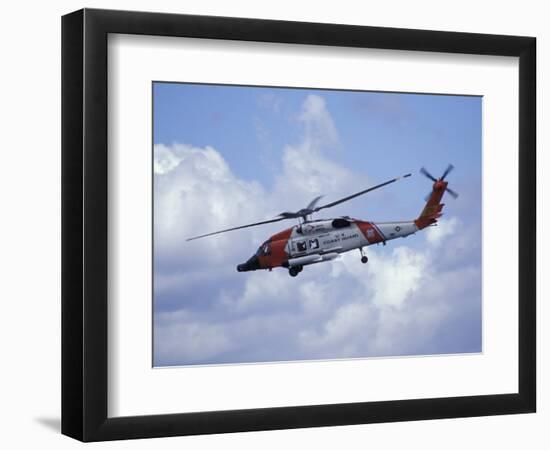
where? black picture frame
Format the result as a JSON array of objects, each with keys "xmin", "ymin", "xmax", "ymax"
[{"xmin": 62, "ymin": 8, "xmax": 536, "ymax": 442}]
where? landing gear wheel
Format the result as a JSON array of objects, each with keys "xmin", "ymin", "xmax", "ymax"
[
  {"xmin": 361, "ymin": 255, "xmax": 369, "ymax": 264},
  {"xmin": 289, "ymin": 266, "xmax": 300, "ymax": 277},
  {"xmin": 297, "ymin": 265, "xmax": 303, "ymax": 273}
]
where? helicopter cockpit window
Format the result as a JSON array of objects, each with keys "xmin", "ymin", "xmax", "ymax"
[{"xmin": 256, "ymin": 241, "xmax": 271, "ymax": 256}]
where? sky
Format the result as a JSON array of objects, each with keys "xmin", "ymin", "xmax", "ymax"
[{"xmin": 152, "ymin": 82, "xmax": 482, "ymax": 367}]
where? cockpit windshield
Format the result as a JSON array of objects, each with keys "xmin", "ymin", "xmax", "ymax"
[{"xmin": 256, "ymin": 241, "xmax": 271, "ymax": 256}]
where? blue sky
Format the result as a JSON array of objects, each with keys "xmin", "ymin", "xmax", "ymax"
[{"xmin": 153, "ymin": 82, "xmax": 482, "ymax": 366}]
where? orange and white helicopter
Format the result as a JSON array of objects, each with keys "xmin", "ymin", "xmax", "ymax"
[{"xmin": 187, "ymin": 165, "xmax": 458, "ymax": 277}]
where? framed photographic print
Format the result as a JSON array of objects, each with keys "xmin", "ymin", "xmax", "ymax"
[{"xmin": 61, "ymin": 8, "xmax": 536, "ymax": 442}]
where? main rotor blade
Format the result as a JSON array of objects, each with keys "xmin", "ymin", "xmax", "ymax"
[
  {"xmin": 306, "ymin": 195, "xmax": 324, "ymax": 211},
  {"xmin": 186, "ymin": 216, "xmax": 287, "ymax": 241},
  {"xmin": 313, "ymin": 173, "xmax": 412, "ymax": 213},
  {"xmin": 277, "ymin": 211, "xmax": 302, "ymax": 219},
  {"xmin": 420, "ymin": 167, "xmax": 437, "ymax": 182},
  {"xmin": 441, "ymin": 164, "xmax": 454, "ymax": 181},
  {"xmin": 445, "ymin": 187, "xmax": 459, "ymax": 199}
]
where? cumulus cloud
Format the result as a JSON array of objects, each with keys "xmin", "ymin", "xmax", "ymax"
[
  {"xmin": 153, "ymin": 94, "xmax": 481, "ymax": 366},
  {"xmin": 295, "ymin": 236, "xmax": 475, "ymax": 360},
  {"xmin": 269, "ymin": 95, "xmax": 365, "ymax": 213},
  {"xmin": 425, "ymin": 217, "xmax": 459, "ymax": 248},
  {"xmin": 298, "ymin": 94, "xmax": 339, "ymax": 148},
  {"xmin": 154, "ymin": 143, "xmax": 267, "ymax": 267},
  {"xmin": 155, "ymin": 310, "xmax": 235, "ymax": 364}
]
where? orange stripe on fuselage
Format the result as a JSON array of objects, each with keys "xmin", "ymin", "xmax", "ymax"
[
  {"xmin": 270, "ymin": 227, "xmax": 293, "ymax": 242},
  {"xmin": 355, "ymin": 220, "xmax": 384, "ymax": 244}
]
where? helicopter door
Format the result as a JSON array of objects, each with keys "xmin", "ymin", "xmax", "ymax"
[
  {"xmin": 294, "ymin": 240, "xmax": 307, "ymax": 253},
  {"xmin": 308, "ymin": 238, "xmax": 320, "ymax": 251},
  {"xmin": 292, "ymin": 238, "xmax": 320, "ymax": 255}
]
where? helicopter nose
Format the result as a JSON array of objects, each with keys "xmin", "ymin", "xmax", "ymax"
[{"xmin": 237, "ymin": 254, "xmax": 261, "ymax": 272}]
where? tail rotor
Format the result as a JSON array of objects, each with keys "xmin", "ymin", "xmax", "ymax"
[
  {"xmin": 440, "ymin": 163, "xmax": 454, "ymax": 181},
  {"xmin": 420, "ymin": 164, "xmax": 459, "ymax": 200},
  {"xmin": 420, "ymin": 166, "xmax": 438, "ymax": 183},
  {"xmin": 416, "ymin": 164, "xmax": 458, "ymax": 230}
]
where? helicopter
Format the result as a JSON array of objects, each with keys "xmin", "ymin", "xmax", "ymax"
[{"xmin": 187, "ymin": 165, "xmax": 458, "ymax": 277}]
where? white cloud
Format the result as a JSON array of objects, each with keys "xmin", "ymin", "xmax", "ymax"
[
  {"xmin": 154, "ymin": 143, "xmax": 268, "ymax": 267},
  {"xmin": 155, "ymin": 310, "xmax": 235, "ymax": 364},
  {"xmin": 298, "ymin": 300, "xmax": 373, "ymax": 358},
  {"xmin": 369, "ymin": 247, "xmax": 428, "ymax": 308},
  {"xmin": 225, "ymin": 270, "xmax": 296, "ymax": 313},
  {"xmin": 425, "ymin": 217, "xmax": 459, "ymax": 248},
  {"xmin": 271, "ymin": 94, "xmax": 365, "ymax": 211},
  {"xmin": 294, "ymin": 240, "xmax": 443, "ymax": 358},
  {"xmin": 298, "ymin": 94, "xmax": 339, "ymax": 149}
]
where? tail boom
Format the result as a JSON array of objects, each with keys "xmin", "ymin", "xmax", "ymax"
[{"xmin": 415, "ymin": 180, "xmax": 447, "ymax": 230}]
